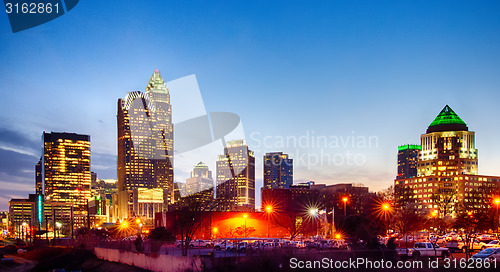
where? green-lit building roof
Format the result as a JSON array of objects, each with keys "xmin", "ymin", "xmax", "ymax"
[
  {"xmin": 398, "ymin": 144, "xmax": 421, "ymax": 151},
  {"xmin": 427, "ymin": 105, "xmax": 468, "ymax": 133}
]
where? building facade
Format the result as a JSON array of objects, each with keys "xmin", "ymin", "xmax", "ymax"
[
  {"xmin": 181, "ymin": 162, "xmax": 214, "ymax": 204},
  {"xmin": 216, "ymin": 140, "xmax": 255, "ymax": 211},
  {"xmin": 116, "ymin": 70, "xmax": 174, "ymax": 219},
  {"xmin": 40, "ymin": 132, "xmax": 91, "ymax": 225},
  {"xmin": 263, "ymin": 152, "xmax": 293, "ymax": 189},
  {"xmin": 9, "ymin": 194, "xmax": 73, "ymax": 239},
  {"xmin": 394, "ymin": 105, "xmax": 500, "ymax": 216},
  {"xmin": 261, "ymin": 182, "xmax": 318, "ymax": 211},
  {"xmin": 396, "ymin": 144, "xmax": 420, "ymax": 180}
]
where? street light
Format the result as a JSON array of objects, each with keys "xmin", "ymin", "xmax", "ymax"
[
  {"xmin": 308, "ymin": 208, "xmax": 318, "ymax": 217},
  {"xmin": 213, "ymin": 227, "xmax": 218, "ymax": 239},
  {"xmin": 493, "ymin": 198, "xmax": 500, "ymax": 233},
  {"xmin": 308, "ymin": 208, "xmax": 319, "ymax": 237},
  {"xmin": 22, "ymin": 222, "xmax": 27, "ymax": 241},
  {"xmin": 380, "ymin": 202, "xmax": 393, "ymax": 235},
  {"xmin": 265, "ymin": 205, "xmax": 273, "ymax": 238},
  {"xmin": 342, "ymin": 197, "xmax": 348, "ymax": 217},
  {"xmin": 55, "ymin": 222, "xmax": 62, "ymax": 238}
]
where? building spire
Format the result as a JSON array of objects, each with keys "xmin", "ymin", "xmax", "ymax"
[
  {"xmin": 427, "ymin": 105, "xmax": 468, "ymax": 133},
  {"xmin": 146, "ymin": 69, "xmax": 166, "ymax": 92}
]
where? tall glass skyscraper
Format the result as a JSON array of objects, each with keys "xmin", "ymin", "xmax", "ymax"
[
  {"xmin": 216, "ymin": 140, "xmax": 255, "ymax": 211},
  {"xmin": 117, "ymin": 70, "xmax": 174, "ymax": 204}
]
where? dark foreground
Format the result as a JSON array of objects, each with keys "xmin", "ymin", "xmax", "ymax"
[
  {"xmin": 0, "ymin": 247, "xmax": 149, "ymax": 272},
  {"xmin": 2, "ymin": 247, "xmax": 499, "ymax": 272}
]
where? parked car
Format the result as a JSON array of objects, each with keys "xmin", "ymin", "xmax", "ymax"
[
  {"xmin": 472, "ymin": 248, "xmax": 500, "ymax": 261},
  {"xmin": 396, "ymin": 242, "xmax": 450, "ymax": 259},
  {"xmin": 483, "ymin": 240, "xmax": 500, "ymax": 248},
  {"xmin": 291, "ymin": 241, "xmax": 306, "ymax": 249},
  {"xmin": 214, "ymin": 241, "xmax": 230, "ymax": 250},
  {"xmin": 236, "ymin": 242, "xmax": 247, "ymax": 253},
  {"xmin": 478, "ymin": 234, "xmax": 496, "ymax": 242},
  {"xmin": 122, "ymin": 236, "xmax": 137, "ymax": 242},
  {"xmin": 458, "ymin": 239, "xmax": 488, "ymax": 252},
  {"xmin": 430, "ymin": 236, "xmax": 446, "ymax": 245},
  {"xmin": 189, "ymin": 239, "xmax": 212, "ymax": 248}
]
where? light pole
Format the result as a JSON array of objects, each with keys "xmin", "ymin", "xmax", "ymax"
[
  {"xmin": 494, "ymin": 198, "xmax": 500, "ymax": 233},
  {"xmin": 431, "ymin": 210, "xmax": 438, "ymax": 234},
  {"xmin": 309, "ymin": 208, "xmax": 319, "ymax": 237},
  {"xmin": 135, "ymin": 218, "xmax": 142, "ymax": 235},
  {"xmin": 383, "ymin": 203, "xmax": 390, "ymax": 235},
  {"xmin": 342, "ymin": 197, "xmax": 348, "ymax": 217},
  {"xmin": 266, "ymin": 205, "xmax": 273, "ymax": 238},
  {"xmin": 55, "ymin": 222, "xmax": 62, "ymax": 239},
  {"xmin": 243, "ymin": 214, "xmax": 247, "ymax": 237},
  {"xmin": 22, "ymin": 222, "xmax": 26, "ymax": 242}
]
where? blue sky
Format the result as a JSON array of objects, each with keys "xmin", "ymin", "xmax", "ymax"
[{"xmin": 1, "ymin": 0, "xmax": 500, "ymax": 210}]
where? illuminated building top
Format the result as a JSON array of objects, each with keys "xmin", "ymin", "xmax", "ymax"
[
  {"xmin": 397, "ymin": 144, "xmax": 421, "ymax": 151},
  {"xmin": 427, "ymin": 105, "xmax": 468, "ymax": 133}
]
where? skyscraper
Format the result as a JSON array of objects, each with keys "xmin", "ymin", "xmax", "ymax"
[
  {"xmin": 117, "ymin": 70, "xmax": 174, "ymax": 202},
  {"xmin": 263, "ymin": 152, "xmax": 293, "ymax": 189},
  {"xmin": 41, "ymin": 132, "xmax": 91, "ymax": 224},
  {"xmin": 394, "ymin": 105, "xmax": 500, "ymax": 216},
  {"xmin": 216, "ymin": 140, "xmax": 255, "ymax": 211},
  {"xmin": 181, "ymin": 162, "xmax": 214, "ymax": 204},
  {"xmin": 418, "ymin": 105, "xmax": 478, "ymax": 177},
  {"xmin": 35, "ymin": 157, "xmax": 43, "ymax": 195},
  {"xmin": 146, "ymin": 70, "xmax": 174, "ymax": 194},
  {"xmin": 396, "ymin": 145, "xmax": 420, "ymax": 179}
]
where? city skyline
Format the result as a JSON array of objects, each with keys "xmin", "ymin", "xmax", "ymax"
[{"xmin": 2, "ymin": 1, "xmax": 500, "ymax": 211}]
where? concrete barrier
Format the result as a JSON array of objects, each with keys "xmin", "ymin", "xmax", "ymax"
[{"xmin": 94, "ymin": 247, "xmax": 203, "ymax": 272}]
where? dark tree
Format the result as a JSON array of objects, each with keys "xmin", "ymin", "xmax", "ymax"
[{"xmin": 170, "ymin": 194, "xmax": 217, "ymax": 256}]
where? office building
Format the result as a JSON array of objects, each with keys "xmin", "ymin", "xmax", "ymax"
[
  {"xmin": 35, "ymin": 158, "xmax": 43, "ymax": 195},
  {"xmin": 263, "ymin": 152, "xmax": 293, "ymax": 189},
  {"xmin": 394, "ymin": 105, "xmax": 500, "ymax": 216},
  {"xmin": 181, "ymin": 162, "xmax": 214, "ymax": 203},
  {"xmin": 40, "ymin": 132, "xmax": 91, "ymax": 225},
  {"xmin": 396, "ymin": 144, "xmax": 421, "ymax": 179},
  {"xmin": 261, "ymin": 182, "xmax": 318, "ymax": 211},
  {"xmin": 9, "ymin": 194, "xmax": 72, "ymax": 239},
  {"xmin": 216, "ymin": 140, "xmax": 255, "ymax": 211},
  {"xmin": 117, "ymin": 70, "xmax": 174, "ymax": 211}
]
